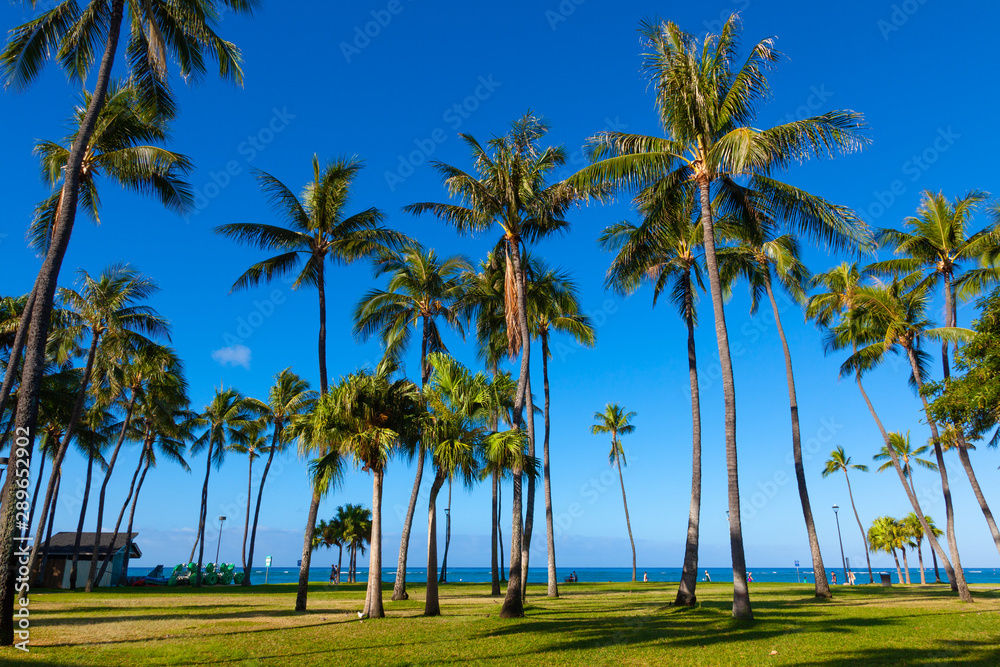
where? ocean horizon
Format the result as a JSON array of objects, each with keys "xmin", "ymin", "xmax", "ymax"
[{"xmin": 128, "ymin": 565, "xmax": 1000, "ymax": 586}]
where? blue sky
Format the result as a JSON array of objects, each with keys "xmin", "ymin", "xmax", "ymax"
[{"xmin": 3, "ymin": 0, "xmax": 999, "ymax": 573}]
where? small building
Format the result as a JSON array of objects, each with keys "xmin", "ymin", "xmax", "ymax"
[{"xmin": 40, "ymin": 532, "xmax": 141, "ymax": 588}]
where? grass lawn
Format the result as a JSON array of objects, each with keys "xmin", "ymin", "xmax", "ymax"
[{"xmin": 8, "ymin": 580, "xmax": 1000, "ymax": 665}]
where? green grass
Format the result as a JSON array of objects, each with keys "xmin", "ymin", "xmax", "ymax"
[{"xmin": 9, "ymin": 581, "xmax": 1000, "ymax": 665}]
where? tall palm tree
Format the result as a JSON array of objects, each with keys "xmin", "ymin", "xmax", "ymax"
[
  {"xmin": 848, "ymin": 275, "xmax": 974, "ymax": 600},
  {"xmin": 188, "ymin": 387, "xmax": 258, "ymax": 587},
  {"xmin": 600, "ymin": 196, "xmax": 705, "ymax": 605},
  {"xmin": 244, "ymin": 369, "xmax": 316, "ymax": 587},
  {"xmin": 422, "ymin": 353, "xmax": 487, "ymax": 615},
  {"xmin": 0, "ymin": 1, "xmax": 252, "ymax": 635},
  {"xmin": 25, "ymin": 266, "xmax": 168, "ymax": 580},
  {"xmin": 590, "ymin": 403, "xmax": 638, "ymax": 582},
  {"xmin": 229, "ymin": 420, "xmax": 267, "ymax": 577},
  {"xmin": 569, "ymin": 15, "xmax": 869, "ymax": 619},
  {"xmin": 353, "ymin": 245, "xmax": 469, "ymax": 601},
  {"xmin": 313, "ymin": 365, "xmax": 423, "ymax": 618},
  {"xmin": 526, "ymin": 261, "xmax": 594, "ymax": 598},
  {"xmin": 214, "ymin": 156, "xmax": 405, "ymax": 606},
  {"xmin": 870, "ymin": 191, "xmax": 1000, "ymax": 555},
  {"xmin": 720, "ymin": 230, "xmax": 832, "ymax": 598},
  {"xmin": 68, "ymin": 406, "xmax": 112, "ymax": 591},
  {"xmin": 478, "ymin": 368, "xmax": 518, "ymax": 595},
  {"xmin": 405, "ymin": 113, "xmax": 590, "ymax": 618},
  {"xmin": 810, "ymin": 264, "xmax": 961, "ymax": 592},
  {"xmin": 822, "ymin": 446, "xmax": 873, "ymax": 583}
]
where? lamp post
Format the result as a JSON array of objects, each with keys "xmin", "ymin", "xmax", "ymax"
[
  {"xmin": 215, "ymin": 516, "xmax": 227, "ymax": 563},
  {"xmin": 832, "ymin": 504, "xmax": 846, "ymax": 583}
]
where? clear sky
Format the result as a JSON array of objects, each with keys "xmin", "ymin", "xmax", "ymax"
[{"xmin": 3, "ymin": 0, "xmax": 999, "ymax": 573}]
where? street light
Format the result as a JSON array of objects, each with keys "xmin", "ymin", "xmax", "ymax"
[
  {"xmin": 215, "ymin": 516, "xmax": 227, "ymax": 563},
  {"xmin": 832, "ymin": 504, "xmax": 847, "ymax": 583}
]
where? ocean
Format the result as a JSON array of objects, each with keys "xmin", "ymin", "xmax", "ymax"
[{"xmin": 127, "ymin": 565, "xmax": 1000, "ymax": 586}]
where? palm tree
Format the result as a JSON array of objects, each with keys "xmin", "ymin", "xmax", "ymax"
[
  {"xmin": 479, "ymin": 368, "xmax": 519, "ymax": 595},
  {"xmin": 229, "ymin": 420, "xmax": 267, "ymax": 577},
  {"xmin": 872, "ymin": 432, "xmax": 938, "ymax": 498},
  {"xmin": 68, "ymin": 406, "xmax": 112, "ymax": 591},
  {"xmin": 244, "ymin": 369, "xmax": 316, "ymax": 587},
  {"xmin": 214, "ymin": 156, "xmax": 405, "ymax": 606},
  {"xmin": 25, "ymin": 266, "xmax": 168, "ymax": 580},
  {"xmin": 848, "ymin": 276, "xmax": 974, "ymax": 600},
  {"xmin": 353, "ymin": 245, "xmax": 469, "ymax": 601},
  {"xmin": 422, "ymin": 353, "xmax": 486, "ymax": 615},
  {"xmin": 338, "ymin": 504, "xmax": 372, "ymax": 583},
  {"xmin": 811, "ymin": 264, "xmax": 961, "ymax": 593},
  {"xmin": 526, "ymin": 261, "xmax": 594, "ymax": 598},
  {"xmin": 822, "ymin": 446, "xmax": 873, "ymax": 584},
  {"xmin": 590, "ymin": 403, "xmax": 638, "ymax": 582},
  {"xmin": 569, "ymin": 15, "xmax": 869, "ymax": 619},
  {"xmin": 868, "ymin": 516, "xmax": 905, "ymax": 584},
  {"xmin": 902, "ymin": 512, "xmax": 929, "ymax": 585},
  {"xmin": 405, "ymin": 113, "xmax": 589, "ymax": 618},
  {"xmin": 600, "ymin": 196, "xmax": 705, "ymax": 605},
  {"xmin": 313, "ymin": 365, "xmax": 423, "ymax": 618},
  {"xmin": 0, "ymin": 1, "xmax": 252, "ymax": 635},
  {"xmin": 870, "ymin": 191, "xmax": 1000, "ymax": 555},
  {"xmin": 188, "ymin": 387, "xmax": 259, "ymax": 587}
]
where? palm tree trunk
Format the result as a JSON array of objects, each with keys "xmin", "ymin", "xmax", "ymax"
[
  {"xmin": 491, "ymin": 471, "xmax": 501, "ymax": 595},
  {"xmin": 69, "ymin": 446, "xmax": 95, "ymax": 590},
  {"xmin": 905, "ymin": 347, "xmax": 972, "ymax": 602},
  {"xmin": 521, "ymin": 372, "xmax": 537, "ymax": 602},
  {"xmin": 954, "ymin": 442, "xmax": 1000, "ymax": 557},
  {"xmin": 498, "ymin": 478, "xmax": 506, "ymax": 584},
  {"xmin": 119, "ymin": 444, "xmax": 151, "ymax": 585},
  {"xmin": 317, "ymin": 261, "xmax": 328, "ymax": 395},
  {"xmin": 916, "ymin": 540, "xmax": 926, "ymax": 585},
  {"xmin": 362, "ymin": 469, "xmax": 385, "ymax": 618},
  {"xmin": 891, "ymin": 550, "xmax": 903, "ymax": 583},
  {"xmin": 36, "ymin": 471, "xmax": 61, "ymax": 586},
  {"xmin": 697, "ymin": 178, "xmax": 751, "ymax": 619},
  {"xmin": 26, "ymin": 332, "xmax": 102, "ymax": 580},
  {"xmin": 391, "ymin": 451, "xmax": 423, "ymax": 601},
  {"xmin": 501, "ymin": 235, "xmax": 531, "ymax": 618},
  {"xmin": 194, "ymin": 439, "xmax": 215, "ymax": 588},
  {"xmin": 392, "ymin": 317, "xmax": 433, "ymax": 601},
  {"xmin": 245, "ymin": 429, "xmax": 280, "ymax": 586},
  {"xmin": 855, "ymin": 370, "xmax": 959, "ymax": 591},
  {"xmin": 931, "ymin": 542, "xmax": 941, "ymax": 583},
  {"xmin": 1, "ymin": 2, "xmax": 126, "ymax": 640},
  {"xmin": 500, "ymin": 462, "xmax": 524, "ymax": 618},
  {"xmin": 242, "ymin": 453, "xmax": 253, "ymax": 572},
  {"xmin": 900, "ymin": 548, "xmax": 911, "ymax": 584},
  {"xmin": 764, "ymin": 279, "xmax": 830, "ymax": 598},
  {"xmin": 336, "ymin": 544, "xmax": 343, "ymax": 584},
  {"xmin": 295, "ymin": 489, "xmax": 321, "ymax": 611},
  {"xmin": 615, "ymin": 449, "xmax": 637, "ymax": 582},
  {"xmin": 26, "ymin": 449, "xmax": 46, "ymax": 542},
  {"xmin": 85, "ymin": 394, "xmax": 135, "ymax": 592},
  {"xmin": 676, "ymin": 278, "xmax": 702, "ymax": 606},
  {"xmin": 843, "ymin": 471, "xmax": 874, "ymax": 583},
  {"xmin": 425, "ymin": 469, "xmax": 446, "ymax": 616},
  {"xmin": 439, "ymin": 477, "xmax": 452, "ymax": 583},
  {"xmin": 540, "ymin": 333, "xmax": 558, "ymax": 598},
  {"xmin": 95, "ymin": 439, "xmax": 147, "ymax": 584}
]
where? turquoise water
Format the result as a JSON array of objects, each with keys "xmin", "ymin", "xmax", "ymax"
[{"xmin": 128, "ymin": 565, "xmax": 1000, "ymax": 586}]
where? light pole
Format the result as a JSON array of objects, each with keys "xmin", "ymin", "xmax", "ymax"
[
  {"xmin": 832, "ymin": 504, "xmax": 846, "ymax": 583},
  {"xmin": 215, "ymin": 516, "xmax": 227, "ymax": 563}
]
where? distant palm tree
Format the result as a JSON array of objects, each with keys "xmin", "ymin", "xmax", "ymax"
[
  {"xmin": 569, "ymin": 15, "xmax": 869, "ymax": 619},
  {"xmin": 354, "ymin": 244, "xmax": 469, "ymax": 601},
  {"xmin": 339, "ymin": 504, "xmax": 373, "ymax": 583},
  {"xmin": 590, "ymin": 403, "xmax": 638, "ymax": 582},
  {"xmin": 229, "ymin": 420, "xmax": 267, "ymax": 576},
  {"xmin": 872, "ymin": 432, "xmax": 938, "ymax": 499},
  {"xmin": 188, "ymin": 387, "xmax": 259, "ymax": 587},
  {"xmin": 245, "ymin": 369, "xmax": 316, "ymax": 587},
  {"xmin": 313, "ymin": 365, "xmax": 422, "ymax": 618},
  {"xmin": 422, "ymin": 353, "xmax": 487, "ymax": 615},
  {"xmin": 868, "ymin": 516, "xmax": 905, "ymax": 584},
  {"xmin": 902, "ymin": 513, "xmax": 929, "ymax": 585},
  {"xmin": 600, "ymin": 196, "xmax": 705, "ymax": 605},
  {"xmin": 822, "ymin": 446, "xmax": 873, "ymax": 583},
  {"xmin": 68, "ymin": 407, "xmax": 112, "ymax": 591}
]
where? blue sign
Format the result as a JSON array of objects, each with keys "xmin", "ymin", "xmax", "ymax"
[{"xmin": 794, "ymin": 560, "xmax": 800, "ymax": 567}]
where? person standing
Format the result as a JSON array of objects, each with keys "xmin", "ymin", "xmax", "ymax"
[
  {"xmin": 704, "ymin": 570, "xmax": 711, "ymax": 582},
  {"xmin": 643, "ymin": 571, "xmax": 648, "ymax": 582}
]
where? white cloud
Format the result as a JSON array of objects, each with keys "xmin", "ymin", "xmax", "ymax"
[{"xmin": 211, "ymin": 344, "xmax": 251, "ymax": 370}]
